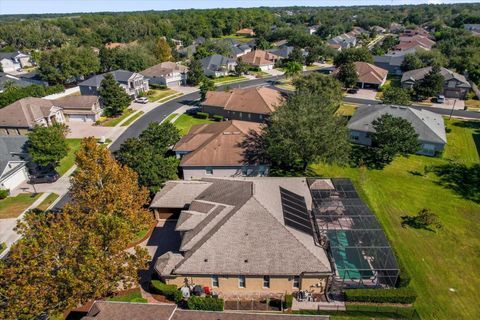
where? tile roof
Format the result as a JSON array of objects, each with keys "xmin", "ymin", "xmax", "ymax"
[
  {"xmin": 141, "ymin": 61, "xmax": 188, "ymax": 77},
  {"xmin": 348, "ymin": 105, "xmax": 447, "ymax": 144},
  {"xmin": 401, "ymin": 66, "xmax": 470, "ymax": 87},
  {"xmin": 202, "ymin": 87, "xmax": 283, "ymax": 115},
  {"xmin": 0, "ymin": 97, "xmax": 57, "ymax": 128},
  {"xmin": 173, "ymin": 120, "xmax": 264, "ymax": 167},
  {"xmin": 241, "ymin": 50, "xmax": 279, "ymax": 67},
  {"xmin": 353, "ymin": 61, "xmax": 388, "ymax": 85}
]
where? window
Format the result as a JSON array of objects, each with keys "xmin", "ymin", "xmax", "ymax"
[
  {"xmin": 263, "ymin": 275, "xmax": 270, "ymax": 288},
  {"xmin": 205, "ymin": 167, "xmax": 213, "ymax": 175},
  {"xmin": 212, "ymin": 275, "xmax": 219, "ymax": 288},
  {"xmin": 293, "ymin": 276, "xmax": 300, "ymax": 289},
  {"xmin": 248, "ymin": 113, "xmax": 251, "ymax": 119},
  {"xmin": 238, "ymin": 275, "xmax": 246, "ymax": 288},
  {"xmin": 239, "ymin": 112, "xmax": 243, "ymax": 118},
  {"xmin": 350, "ymin": 133, "xmax": 359, "ymax": 141}
]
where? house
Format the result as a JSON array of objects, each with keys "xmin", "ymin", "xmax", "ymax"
[
  {"xmin": 371, "ymin": 25, "xmax": 386, "ymax": 34},
  {"xmin": 268, "ymin": 46, "xmax": 294, "ymax": 59},
  {"xmin": 201, "ymin": 87, "xmax": 283, "ymax": 122},
  {"xmin": 389, "ymin": 22, "xmax": 404, "ymax": 33},
  {"xmin": 402, "ymin": 27, "xmax": 430, "ymax": 38},
  {"xmin": 200, "ymin": 55, "xmax": 237, "ymax": 77},
  {"xmin": 79, "ymin": 70, "xmax": 149, "ymax": 98},
  {"xmin": 373, "ymin": 51, "xmax": 410, "ymax": 75},
  {"xmin": 236, "ymin": 28, "xmax": 255, "ymax": 37},
  {"xmin": 348, "ymin": 105, "xmax": 447, "ymax": 156},
  {"xmin": 336, "ymin": 62, "xmax": 388, "ymax": 89},
  {"xmin": 0, "ymin": 136, "xmax": 29, "ymax": 191},
  {"xmin": 0, "ymin": 97, "xmax": 65, "ymax": 136},
  {"xmin": 53, "ymin": 95, "xmax": 102, "ymax": 122},
  {"xmin": 306, "ymin": 25, "xmax": 320, "ymax": 35},
  {"xmin": 0, "ymin": 51, "xmax": 32, "ymax": 73},
  {"xmin": 173, "ymin": 120, "xmax": 269, "ymax": 180},
  {"xmin": 216, "ymin": 39, "xmax": 253, "ymax": 58},
  {"xmin": 327, "ymin": 34, "xmax": 357, "ymax": 50},
  {"xmin": 401, "ymin": 66, "xmax": 471, "ymax": 99},
  {"xmin": 241, "ymin": 50, "xmax": 279, "ymax": 71},
  {"xmin": 82, "ymin": 301, "xmax": 328, "ymax": 320},
  {"xmin": 394, "ymin": 35, "xmax": 435, "ymax": 51},
  {"xmin": 151, "ymin": 177, "xmax": 332, "ymax": 295},
  {"xmin": 0, "ymin": 72, "xmax": 43, "ymax": 92},
  {"xmin": 141, "ymin": 62, "xmax": 188, "ymax": 87}
]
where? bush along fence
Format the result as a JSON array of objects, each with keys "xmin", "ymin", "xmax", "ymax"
[
  {"xmin": 345, "ymin": 287, "xmax": 417, "ymax": 304},
  {"xmin": 150, "ymin": 280, "xmax": 183, "ymax": 303},
  {"xmin": 294, "ymin": 304, "xmax": 421, "ymax": 320},
  {"xmin": 187, "ymin": 296, "xmax": 224, "ymax": 311}
]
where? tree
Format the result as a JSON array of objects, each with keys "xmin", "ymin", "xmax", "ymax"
[
  {"xmin": 401, "ymin": 53, "xmax": 424, "ymax": 72},
  {"xmin": 139, "ymin": 121, "xmax": 181, "ymax": 153},
  {"xmin": 264, "ymin": 92, "xmax": 351, "ymax": 171},
  {"xmin": 256, "ymin": 37, "xmax": 271, "ymax": 50},
  {"xmin": 333, "ymin": 47, "xmax": 373, "ymax": 66},
  {"xmin": 153, "ymin": 38, "xmax": 172, "ymax": 62},
  {"xmin": 293, "ymin": 73, "xmax": 343, "ymax": 106},
  {"xmin": 27, "ymin": 124, "xmax": 68, "ymax": 168},
  {"xmin": 337, "ymin": 61, "xmax": 358, "ymax": 88},
  {"xmin": 187, "ymin": 59, "xmax": 205, "ymax": 86},
  {"xmin": 99, "ymin": 73, "xmax": 131, "ymax": 117},
  {"xmin": 234, "ymin": 58, "xmax": 248, "ymax": 76},
  {"xmin": 283, "ymin": 61, "xmax": 303, "ymax": 79},
  {"xmin": 413, "ymin": 65, "xmax": 445, "ymax": 100},
  {"xmin": 287, "ymin": 47, "xmax": 305, "ymax": 65},
  {"xmin": 401, "ymin": 208, "xmax": 442, "ymax": 230},
  {"xmin": 199, "ymin": 78, "xmax": 215, "ymax": 101},
  {"xmin": 0, "ymin": 138, "xmax": 150, "ymax": 319},
  {"xmin": 382, "ymin": 86, "xmax": 412, "ymax": 105}
]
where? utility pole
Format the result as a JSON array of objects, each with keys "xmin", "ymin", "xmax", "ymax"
[{"xmin": 449, "ymin": 99, "xmax": 456, "ymax": 120}]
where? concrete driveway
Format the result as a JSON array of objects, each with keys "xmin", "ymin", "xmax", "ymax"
[
  {"xmin": 67, "ymin": 121, "xmax": 115, "ymax": 139},
  {"xmin": 346, "ymin": 88, "xmax": 379, "ymax": 100},
  {"xmin": 429, "ymin": 98, "xmax": 465, "ymax": 111}
]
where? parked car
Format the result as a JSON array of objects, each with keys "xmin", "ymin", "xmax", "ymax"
[
  {"xmin": 29, "ymin": 172, "xmax": 60, "ymax": 184},
  {"xmin": 436, "ymin": 95, "xmax": 445, "ymax": 103},
  {"xmin": 135, "ymin": 97, "xmax": 148, "ymax": 104},
  {"xmin": 347, "ymin": 87, "xmax": 359, "ymax": 94}
]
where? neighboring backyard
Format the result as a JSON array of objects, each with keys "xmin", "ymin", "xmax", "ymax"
[
  {"xmin": 309, "ymin": 119, "xmax": 480, "ymax": 319},
  {"xmin": 172, "ymin": 114, "xmax": 214, "ymax": 136}
]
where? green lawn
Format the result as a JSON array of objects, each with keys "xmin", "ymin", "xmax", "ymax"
[
  {"xmin": 164, "ymin": 113, "xmax": 178, "ymax": 123},
  {"xmin": 212, "ymin": 75, "xmax": 247, "ymax": 85},
  {"xmin": 173, "ymin": 114, "xmax": 214, "ymax": 136},
  {"xmin": 465, "ymin": 99, "xmax": 480, "ymax": 111},
  {"xmin": 121, "ymin": 111, "xmax": 144, "ymax": 127},
  {"xmin": 106, "ymin": 289, "xmax": 147, "ymax": 303},
  {"xmin": 35, "ymin": 193, "xmax": 59, "ymax": 211},
  {"xmin": 336, "ymin": 104, "xmax": 358, "ymax": 117},
  {"xmin": 146, "ymin": 89, "xmax": 178, "ymax": 102},
  {"xmin": 309, "ymin": 119, "xmax": 480, "ymax": 319},
  {"xmin": 0, "ymin": 193, "xmax": 42, "ymax": 219},
  {"xmin": 56, "ymin": 139, "xmax": 82, "ymax": 176},
  {"xmin": 101, "ymin": 109, "xmax": 134, "ymax": 127},
  {"xmin": 250, "ymin": 71, "xmax": 271, "ymax": 78},
  {"xmin": 212, "ymin": 34, "xmax": 253, "ymax": 43}
]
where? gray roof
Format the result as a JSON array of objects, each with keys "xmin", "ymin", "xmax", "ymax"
[
  {"xmin": 200, "ymin": 55, "xmax": 236, "ymax": 73},
  {"xmin": 154, "ymin": 177, "xmax": 331, "ymax": 276},
  {"xmin": 0, "ymin": 136, "xmax": 28, "ymax": 178},
  {"xmin": 373, "ymin": 52, "xmax": 406, "ymax": 67},
  {"xmin": 79, "ymin": 70, "xmax": 138, "ymax": 88},
  {"xmin": 268, "ymin": 46, "xmax": 294, "ymax": 58},
  {"xmin": 0, "ymin": 73, "xmax": 34, "ymax": 91},
  {"xmin": 348, "ymin": 105, "xmax": 447, "ymax": 144},
  {"xmin": 401, "ymin": 66, "xmax": 471, "ymax": 87},
  {"xmin": 0, "ymin": 51, "xmax": 24, "ymax": 60}
]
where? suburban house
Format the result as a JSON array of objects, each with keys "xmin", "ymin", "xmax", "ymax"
[
  {"xmin": 236, "ymin": 28, "xmax": 255, "ymax": 36},
  {"xmin": 335, "ymin": 62, "xmax": 388, "ymax": 89},
  {"xmin": 401, "ymin": 66, "xmax": 471, "ymax": 99},
  {"xmin": 306, "ymin": 25, "xmax": 320, "ymax": 35},
  {"xmin": 394, "ymin": 35, "xmax": 435, "ymax": 51},
  {"xmin": 402, "ymin": 27, "xmax": 430, "ymax": 37},
  {"xmin": 82, "ymin": 301, "xmax": 327, "ymax": 320},
  {"xmin": 173, "ymin": 120, "xmax": 269, "ymax": 180},
  {"xmin": 53, "ymin": 95, "xmax": 102, "ymax": 122},
  {"xmin": 0, "ymin": 97, "xmax": 65, "ymax": 136},
  {"xmin": 216, "ymin": 39, "xmax": 253, "ymax": 58},
  {"xmin": 241, "ymin": 50, "xmax": 280, "ymax": 71},
  {"xmin": 389, "ymin": 22, "xmax": 404, "ymax": 33},
  {"xmin": 0, "ymin": 136, "xmax": 29, "ymax": 191},
  {"xmin": 201, "ymin": 87, "xmax": 283, "ymax": 122},
  {"xmin": 151, "ymin": 177, "xmax": 332, "ymax": 296},
  {"xmin": 327, "ymin": 34, "xmax": 357, "ymax": 50},
  {"xmin": 268, "ymin": 45, "xmax": 294, "ymax": 59},
  {"xmin": 79, "ymin": 70, "xmax": 149, "ymax": 98},
  {"xmin": 200, "ymin": 55, "xmax": 237, "ymax": 77},
  {"xmin": 0, "ymin": 72, "xmax": 44, "ymax": 92},
  {"xmin": 348, "ymin": 105, "xmax": 447, "ymax": 156},
  {"xmin": 141, "ymin": 62, "xmax": 188, "ymax": 87},
  {"xmin": 373, "ymin": 50, "xmax": 411, "ymax": 75},
  {"xmin": 371, "ymin": 25, "xmax": 386, "ymax": 34},
  {"xmin": 0, "ymin": 51, "xmax": 32, "ymax": 73}
]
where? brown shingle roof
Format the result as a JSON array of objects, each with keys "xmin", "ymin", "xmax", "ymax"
[
  {"xmin": 0, "ymin": 97, "xmax": 57, "ymax": 128},
  {"xmin": 241, "ymin": 50, "xmax": 279, "ymax": 67},
  {"xmin": 173, "ymin": 120, "xmax": 263, "ymax": 167},
  {"xmin": 202, "ymin": 87, "xmax": 283, "ymax": 115},
  {"xmin": 236, "ymin": 28, "xmax": 255, "ymax": 36},
  {"xmin": 83, "ymin": 301, "xmax": 176, "ymax": 320},
  {"xmin": 353, "ymin": 61, "xmax": 388, "ymax": 85},
  {"xmin": 141, "ymin": 61, "xmax": 188, "ymax": 77},
  {"xmin": 53, "ymin": 95, "xmax": 99, "ymax": 110}
]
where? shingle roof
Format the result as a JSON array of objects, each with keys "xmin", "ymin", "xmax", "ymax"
[
  {"xmin": 373, "ymin": 52, "xmax": 407, "ymax": 67},
  {"xmin": 0, "ymin": 73, "xmax": 35, "ymax": 91},
  {"xmin": 200, "ymin": 55, "xmax": 236, "ymax": 73},
  {"xmin": 348, "ymin": 105, "xmax": 447, "ymax": 144},
  {"xmin": 0, "ymin": 97, "xmax": 56, "ymax": 128},
  {"xmin": 154, "ymin": 177, "xmax": 331, "ymax": 276},
  {"xmin": 401, "ymin": 66, "xmax": 470, "ymax": 87},
  {"xmin": 202, "ymin": 87, "xmax": 283, "ymax": 115},
  {"xmin": 268, "ymin": 46, "xmax": 294, "ymax": 58},
  {"xmin": 150, "ymin": 180, "xmax": 212, "ymax": 208},
  {"xmin": 241, "ymin": 50, "xmax": 279, "ymax": 67},
  {"xmin": 0, "ymin": 136, "xmax": 28, "ymax": 178},
  {"xmin": 353, "ymin": 62, "xmax": 388, "ymax": 85},
  {"xmin": 79, "ymin": 70, "xmax": 137, "ymax": 88},
  {"xmin": 141, "ymin": 62, "xmax": 188, "ymax": 77},
  {"xmin": 53, "ymin": 95, "xmax": 99, "ymax": 110},
  {"xmin": 173, "ymin": 120, "xmax": 264, "ymax": 167}
]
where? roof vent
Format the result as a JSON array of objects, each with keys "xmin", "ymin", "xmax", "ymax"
[
  {"xmin": 204, "ymin": 259, "xmax": 208, "ymax": 262},
  {"xmin": 244, "ymin": 259, "xmax": 248, "ymax": 263}
]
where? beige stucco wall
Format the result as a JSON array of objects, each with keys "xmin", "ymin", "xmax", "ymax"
[{"xmin": 165, "ymin": 275, "xmax": 328, "ymax": 294}]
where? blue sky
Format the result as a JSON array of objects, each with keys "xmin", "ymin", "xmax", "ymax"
[{"xmin": 0, "ymin": 0, "xmax": 477, "ymax": 15}]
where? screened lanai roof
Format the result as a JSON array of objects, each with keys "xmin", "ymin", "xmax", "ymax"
[{"xmin": 307, "ymin": 178, "xmax": 399, "ymax": 288}]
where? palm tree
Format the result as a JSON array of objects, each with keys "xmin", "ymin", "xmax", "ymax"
[{"xmin": 283, "ymin": 61, "xmax": 303, "ymax": 79}]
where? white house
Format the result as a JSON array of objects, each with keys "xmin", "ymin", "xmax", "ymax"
[
  {"xmin": 0, "ymin": 52, "xmax": 32, "ymax": 73},
  {"xmin": 0, "ymin": 136, "xmax": 29, "ymax": 191}
]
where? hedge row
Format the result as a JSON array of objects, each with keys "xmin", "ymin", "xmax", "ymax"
[
  {"xmin": 150, "ymin": 280, "xmax": 183, "ymax": 302},
  {"xmin": 195, "ymin": 111, "xmax": 209, "ymax": 119},
  {"xmin": 395, "ymin": 252, "xmax": 412, "ymax": 288},
  {"xmin": 187, "ymin": 296, "xmax": 224, "ymax": 311},
  {"xmin": 213, "ymin": 114, "xmax": 224, "ymax": 121},
  {"xmin": 345, "ymin": 288, "xmax": 416, "ymax": 304}
]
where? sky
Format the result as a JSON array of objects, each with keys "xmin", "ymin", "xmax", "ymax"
[{"xmin": 0, "ymin": 0, "xmax": 477, "ymax": 15}]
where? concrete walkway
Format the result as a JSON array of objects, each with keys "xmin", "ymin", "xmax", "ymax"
[{"xmin": 292, "ymin": 298, "xmax": 346, "ymax": 311}]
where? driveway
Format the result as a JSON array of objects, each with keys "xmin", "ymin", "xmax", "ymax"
[
  {"xmin": 264, "ymin": 68, "xmax": 285, "ymax": 76},
  {"xmin": 67, "ymin": 121, "xmax": 115, "ymax": 139},
  {"xmin": 429, "ymin": 98, "xmax": 465, "ymax": 111},
  {"xmin": 346, "ymin": 89, "xmax": 379, "ymax": 100}
]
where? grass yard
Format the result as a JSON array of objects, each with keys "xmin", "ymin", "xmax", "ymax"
[
  {"xmin": 250, "ymin": 71, "xmax": 271, "ymax": 78},
  {"xmin": 336, "ymin": 104, "xmax": 358, "ymax": 117},
  {"xmin": 106, "ymin": 289, "xmax": 147, "ymax": 303},
  {"xmin": 212, "ymin": 75, "xmax": 247, "ymax": 85},
  {"xmin": 56, "ymin": 138, "xmax": 82, "ymax": 176},
  {"xmin": 164, "ymin": 113, "xmax": 178, "ymax": 123},
  {"xmin": 101, "ymin": 108, "xmax": 134, "ymax": 127},
  {"xmin": 212, "ymin": 34, "xmax": 253, "ymax": 43},
  {"xmin": 173, "ymin": 114, "xmax": 214, "ymax": 136},
  {"xmin": 308, "ymin": 119, "xmax": 480, "ymax": 319},
  {"xmin": 275, "ymin": 79, "xmax": 295, "ymax": 91},
  {"xmin": 121, "ymin": 111, "xmax": 144, "ymax": 127},
  {"xmin": 146, "ymin": 89, "xmax": 178, "ymax": 102},
  {"xmin": 35, "ymin": 193, "xmax": 59, "ymax": 211},
  {"xmin": 465, "ymin": 99, "xmax": 480, "ymax": 111},
  {"xmin": 0, "ymin": 193, "xmax": 42, "ymax": 219}
]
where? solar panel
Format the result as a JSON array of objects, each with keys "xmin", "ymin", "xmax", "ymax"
[{"xmin": 280, "ymin": 187, "xmax": 313, "ymax": 235}]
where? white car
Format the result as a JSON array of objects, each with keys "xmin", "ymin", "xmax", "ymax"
[{"xmin": 135, "ymin": 97, "xmax": 148, "ymax": 104}]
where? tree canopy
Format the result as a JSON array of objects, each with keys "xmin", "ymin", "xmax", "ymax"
[
  {"xmin": 27, "ymin": 124, "xmax": 68, "ymax": 168},
  {"xmin": 98, "ymin": 73, "xmax": 131, "ymax": 116},
  {"xmin": 382, "ymin": 86, "xmax": 412, "ymax": 105},
  {"xmin": 293, "ymin": 73, "xmax": 343, "ymax": 106},
  {"xmin": 337, "ymin": 61, "xmax": 359, "ymax": 88},
  {"xmin": 334, "ymin": 47, "xmax": 373, "ymax": 66}
]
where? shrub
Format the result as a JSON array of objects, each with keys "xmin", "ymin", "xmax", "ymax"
[
  {"xmin": 150, "ymin": 280, "xmax": 183, "ymax": 303},
  {"xmin": 149, "ymin": 83, "xmax": 168, "ymax": 90},
  {"xmin": 213, "ymin": 115, "xmax": 224, "ymax": 121},
  {"xmin": 345, "ymin": 288, "xmax": 417, "ymax": 304},
  {"xmin": 0, "ymin": 242, "xmax": 6, "ymax": 254},
  {"xmin": 195, "ymin": 111, "xmax": 209, "ymax": 119},
  {"xmin": 0, "ymin": 189, "xmax": 9, "ymax": 199},
  {"xmin": 284, "ymin": 294, "xmax": 293, "ymax": 309},
  {"xmin": 395, "ymin": 253, "xmax": 411, "ymax": 288},
  {"xmin": 187, "ymin": 296, "xmax": 224, "ymax": 311}
]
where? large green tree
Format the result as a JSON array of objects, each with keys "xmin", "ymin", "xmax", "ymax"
[
  {"xmin": 413, "ymin": 65, "xmax": 445, "ymax": 100},
  {"xmin": 27, "ymin": 124, "xmax": 68, "ymax": 168},
  {"xmin": 264, "ymin": 92, "xmax": 351, "ymax": 171},
  {"xmin": 283, "ymin": 61, "xmax": 303, "ymax": 79},
  {"xmin": 187, "ymin": 59, "xmax": 205, "ymax": 86},
  {"xmin": 153, "ymin": 38, "xmax": 173, "ymax": 62},
  {"xmin": 293, "ymin": 73, "xmax": 343, "ymax": 106},
  {"xmin": 333, "ymin": 47, "xmax": 373, "ymax": 66},
  {"xmin": 199, "ymin": 78, "xmax": 215, "ymax": 101},
  {"xmin": 401, "ymin": 53, "xmax": 424, "ymax": 72},
  {"xmin": 99, "ymin": 73, "xmax": 131, "ymax": 117},
  {"xmin": 382, "ymin": 86, "xmax": 412, "ymax": 105},
  {"xmin": 337, "ymin": 61, "xmax": 358, "ymax": 88}
]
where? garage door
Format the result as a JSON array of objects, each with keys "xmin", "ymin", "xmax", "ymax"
[
  {"xmin": 68, "ymin": 114, "xmax": 95, "ymax": 122},
  {"xmin": 1, "ymin": 166, "xmax": 28, "ymax": 190},
  {"xmin": 444, "ymin": 89, "xmax": 461, "ymax": 99}
]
